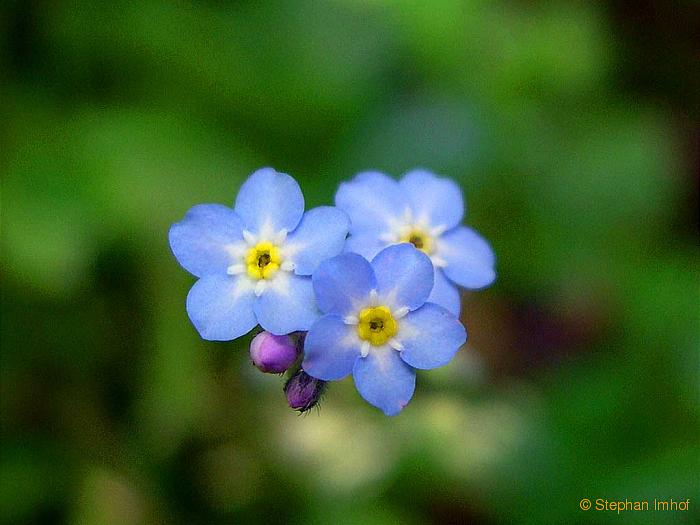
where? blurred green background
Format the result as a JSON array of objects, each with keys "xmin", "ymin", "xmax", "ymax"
[{"xmin": 2, "ymin": 1, "xmax": 698, "ymax": 524}]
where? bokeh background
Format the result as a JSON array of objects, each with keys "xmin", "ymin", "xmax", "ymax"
[{"xmin": 2, "ymin": 1, "xmax": 698, "ymax": 524}]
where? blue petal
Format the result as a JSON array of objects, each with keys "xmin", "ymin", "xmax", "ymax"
[
  {"xmin": 439, "ymin": 226, "xmax": 496, "ymax": 289},
  {"xmin": 312, "ymin": 253, "xmax": 376, "ymax": 317},
  {"xmin": 254, "ymin": 273, "xmax": 320, "ymax": 335},
  {"xmin": 398, "ymin": 303, "xmax": 467, "ymax": 369},
  {"xmin": 303, "ymin": 315, "xmax": 361, "ymax": 380},
  {"xmin": 371, "ymin": 244, "xmax": 433, "ymax": 311},
  {"xmin": 427, "ymin": 268, "xmax": 461, "ymax": 316},
  {"xmin": 285, "ymin": 207, "xmax": 350, "ymax": 276},
  {"xmin": 352, "ymin": 346, "xmax": 416, "ymax": 416},
  {"xmin": 234, "ymin": 168, "xmax": 304, "ymax": 235},
  {"xmin": 335, "ymin": 171, "xmax": 407, "ymax": 235},
  {"xmin": 186, "ymin": 275, "xmax": 257, "ymax": 341},
  {"xmin": 169, "ymin": 204, "xmax": 244, "ymax": 277},
  {"xmin": 344, "ymin": 232, "xmax": 386, "ymax": 261},
  {"xmin": 399, "ymin": 169, "xmax": 464, "ymax": 230}
]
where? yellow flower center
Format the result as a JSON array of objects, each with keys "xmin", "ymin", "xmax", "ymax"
[
  {"xmin": 400, "ymin": 228, "xmax": 433, "ymax": 254},
  {"xmin": 246, "ymin": 241, "xmax": 281, "ymax": 280},
  {"xmin": 357, "ymin": 306, "xmax": 398, "ymax": 346}
]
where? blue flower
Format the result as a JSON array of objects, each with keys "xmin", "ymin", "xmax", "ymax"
[
  {"xmin": 169, "ymin": 168, "xmax": 350, "ymax": 340},
  {"xmin": 302, "ymin": 244, "xmax": 467, "ymax": 416},
  {"xmin": 335, "ymin": 169, "xmax": 496, "ymax": 315}
]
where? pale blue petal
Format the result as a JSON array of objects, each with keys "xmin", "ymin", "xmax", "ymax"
[
  {"xmin": 400, "ymin": 169, "xmax": 464, "ymax": 230},
  {"xmin": 186, "ymin": 275, "xmax": 257, "ymax": 341},
  {"xmin": 234, "ymin": 168, "xmax": 304, "ymax": 234},
  {"xmin": 427, "ymin": 268, "xmax": 461, "ymax": 316},
  {"xmin": 285, "ymin": 207, "xmax": 350, "ymax": 275},
  {"xmin": 254, "ymin": 273, "xmax": 320, "ymax": 335},
  {"xmin": 353, "ymin": 346, "xmax": 416, "ymax": 416},
  {"xmin": 335, "ymin": 171, "xmax": 407, "ymax": 234},
  {"xmin": 344, "ymin": 232, "xmax": 386, "ymax": 262},
  {"xmin": 398, "ymin": 303, "xmax": 467, "ymax": 369},
  {"xmin": 312, "ymin": 253, "xmax": 376, "ymax": 317},
  {"xmin": 303, "ymin": 315, "xmax": 361, "ymax": 380},
  {"xmin": 371, "ymin": 244, "xmax": 433, "ymax": 311},
  {"xmin": 169, "ymin": 204, "xmax": 244, "ymax": 277},
  {"xmin": 439, "ymin": 226, "xmax": 496, "ymax": 289}
]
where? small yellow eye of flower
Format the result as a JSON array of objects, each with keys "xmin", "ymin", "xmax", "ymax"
[
  {"xmin": 246, "ymin": 241, "xmax": 281, "ymax": 280},
  {"xmin": 400, "ymin": 228, "xmax": 433, "ymax": 254},
  {"xmin": 357, "ymin": 306, "xmax": 398, "ymax": 346}
]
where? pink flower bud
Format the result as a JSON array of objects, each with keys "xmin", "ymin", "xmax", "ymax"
[
  {"xmin": 249, "ymin": 332, "xmax": 299, "ymax": 374},
  {"xmin": 284, "ymin": 369, "xmax": 326, "ymax": 412}
]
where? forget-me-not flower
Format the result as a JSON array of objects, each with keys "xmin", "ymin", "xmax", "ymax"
[
  {"xmin": 169, "ymin": 168, "xmax": 349, "ymax": 340},
  {"xmin": 302, "ymin": 244, "xmax": 467, "ymax": 415},
  {"xmin": 335, "ymin": 169, "xmax": 496, "ymax": 315}
]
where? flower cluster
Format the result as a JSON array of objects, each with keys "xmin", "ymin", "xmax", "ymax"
[{"xmin": 169, "ymin": 168, "xmax": 496, "ymax": 415}]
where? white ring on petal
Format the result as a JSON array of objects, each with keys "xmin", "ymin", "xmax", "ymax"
[
  {"xmin": 226, "ymin": 264, "xmax": 246, "ymax": 275},
  {"xmin": 344, "ymin": 315, "xmax": 359, "ymax": 325},
  {"xmin": 388, "ymin": 338, "xmax": 404, "ymax": 351},
  {"xmin": 226, "ymin": 243, "xmax": 249, "ymax": 258},
  {"xmin": 430, "ymin": 224, "xmax": 448, "ymax": 237},
  {"xmin": 393, "ymin": 306, "xmax": 409, "ymax": 319},
  {"xmin": 431, "ymin": 256, "xmax": 448, "ymax": 268},
  {"xmin": 360, "ymin": 341, "xmax": 371, "ymax": 358},
  {"xmin": 274, "ymin": 229, "xmax": 288, "ymax": 245},
  {"xmin": 254, "ymin": 280, "xmax": 267, "ymax": 297},
  {"xmin": 242, "ymin": 230, "xmax": 257, "ymax": 245},
  {"xmin": 386, "ymin": 215, "xmax": 405, "ymax": 234}
]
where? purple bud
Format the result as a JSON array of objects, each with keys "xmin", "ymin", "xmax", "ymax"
[
  {"xmin": 250, "ymin": 332, "xmax": 299, "ymax": 374},
  {"xmin": 284, "ymin": 370, "xmax": 326, "ymax": 412}
]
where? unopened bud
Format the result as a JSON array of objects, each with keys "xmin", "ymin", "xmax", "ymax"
[
  {"xmin": 250, "ymin": 332, "xmax": 299, "ymax": 374},
  {"xmin": 284, "ymin": 370, "xmax": 326, "ymax": 412}
]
